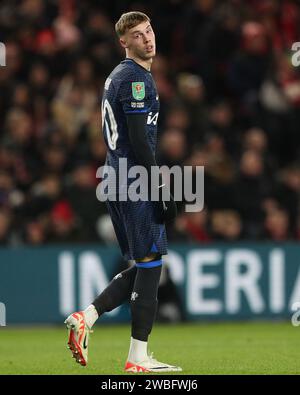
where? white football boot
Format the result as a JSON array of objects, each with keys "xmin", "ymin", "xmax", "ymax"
[
  {"xmin": 64, "ymin": 311, "xmax": 92, "ymax": 366},
  {"xmin": 125, "ymin": 353, "xmax": 182, "ymax": 373}
]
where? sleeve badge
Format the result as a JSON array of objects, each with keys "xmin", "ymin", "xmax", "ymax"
[{"xmin": 132, "ymin": 82, "xmax": 145, "ymax": 100}]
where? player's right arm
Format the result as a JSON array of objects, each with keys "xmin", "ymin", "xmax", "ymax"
[
  {"xmin": 126, "ymin": 113, "xmax": 177, "ymax": 222},
  {"xmin": 118, "ymin": 74, "xmax": 177, "ymax": 222}
]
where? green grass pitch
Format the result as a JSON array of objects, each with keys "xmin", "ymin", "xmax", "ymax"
[{"xmin": 0, "ymin": 322, "xmax": 299, "ymax": 375}]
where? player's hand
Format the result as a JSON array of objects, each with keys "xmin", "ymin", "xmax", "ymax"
[
  {"xmin": 160, "ymin": 194, "xmax": 177, "ymax": 222},
  {"xmin": 152, "ymin": 174, "xmax": 177, "ymax": 223},
  {"xmin": 156, "ymin": 182, "xmax": 177, "ymax": 222}
]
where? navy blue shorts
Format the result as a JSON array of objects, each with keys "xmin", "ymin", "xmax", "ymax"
[{"xmin": 106, "ymin": 198, "xmax": 168, "ymax": 261}]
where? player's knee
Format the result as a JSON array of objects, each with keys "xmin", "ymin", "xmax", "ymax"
[{"xmin": 136, "ymin": 253, "xmax": 162, "ymax": 268}]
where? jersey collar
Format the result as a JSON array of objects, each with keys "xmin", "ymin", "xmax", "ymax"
[{"xmin": 123, "ymin": 58, "xmax": 151, "ymax": 73}]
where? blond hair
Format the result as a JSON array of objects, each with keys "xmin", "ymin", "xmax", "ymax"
[{"xmin": 115, "ymin": 11, "xmax": 150, "ymax": 37}]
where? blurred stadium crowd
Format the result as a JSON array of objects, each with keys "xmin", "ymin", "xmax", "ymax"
[{"xmin": 1, "ymin": 0, "xmax": 300, "ymax": 246}]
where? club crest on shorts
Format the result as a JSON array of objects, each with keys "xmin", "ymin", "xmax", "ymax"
[
  {"xmin": 132, "ymin": 82, "xmax": 145, "ymax": 100},
  {"xmin": 131, "ymin": 292, "xmax": 139, "ymax": 301}
]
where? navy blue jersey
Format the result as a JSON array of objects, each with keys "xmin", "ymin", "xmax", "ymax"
[
  {"xmin": 100, "ymin": 58, "xmax": 168, "ymax": 260},
  {"xmin": 101, "ymin": 58, "xmax": 159, "ymax": 196}
]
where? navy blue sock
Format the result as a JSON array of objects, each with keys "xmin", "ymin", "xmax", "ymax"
[
  {"xmin": 130, "ymin": 261, "xmax": 162, "ymax": 342},
  {"xmin": 92, "ymin": 265, "xmax": 137, "ymax": 316}
]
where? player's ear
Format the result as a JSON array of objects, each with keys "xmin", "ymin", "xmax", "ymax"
[{"xmin": 119, "ymin": 38, "xmax": 128, "ymax": 49}]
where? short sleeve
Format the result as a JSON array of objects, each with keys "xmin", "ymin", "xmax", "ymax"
[{"xmin": 118, "ymin": 71, "xmax": 150, "ymax": 114}]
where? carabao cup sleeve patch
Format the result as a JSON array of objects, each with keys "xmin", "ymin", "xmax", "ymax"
[{"xmin": 132, "ymin": 82, "xmax": 145, "ymax": 100}]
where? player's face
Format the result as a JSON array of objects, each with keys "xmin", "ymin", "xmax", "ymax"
[{"xmin": 122, "ymin": 21, "xmax": 156, "ymax": 60}]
